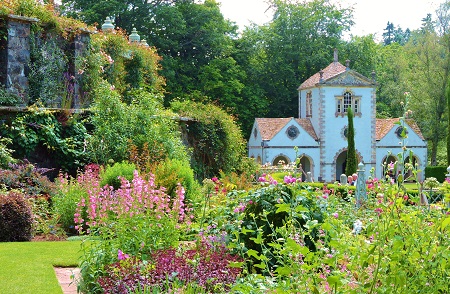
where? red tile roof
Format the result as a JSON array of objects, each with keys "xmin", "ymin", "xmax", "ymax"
[
  {"xmin": 295, "ymin": 118, "xmax": 319, "ymax": 140},
  {"xmin": 298, "ymin": 62, "xmax": 347, "ymax": 90},
  {"xmin": 376, "ymin": 118, "xmax": 425, "ymax": 141},
  {"xmin": 256, "ymin": 118, "xmax": 318, "ymax": 141}
]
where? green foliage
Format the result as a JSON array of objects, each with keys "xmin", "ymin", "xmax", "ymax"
[
  {"xmin": 171, "ymin": 100, "xmax": 247, "ymax": 179},
  {"xmin": 0, "ymin": 136, "xmax": 16, "ymax": 168},
  {"xmin": 214, "ymin": 184, "xmax": 324, "ymax": 274},
  {"xmin": 345, "ymin": 107, "xmax": 357, "ymax": 175},
  {"xmin": 0, "ymin": 86, "xmax": 24, "ymax": 106},
  {"xmin": 425, "ymin": 166, "xmax": 447, "ymax": 182},
  {"xmin": 87, "ymin": 86, "xmax": 187, "ymax": 165},
  {"xmin": 154, "ymin": 158, "xmax": 200, "ymax": 202},
  {"xmin": 0, "ymin": 107, "xmax": 89, "ymax": 172},
  {"xmin": 99, "ymin": 161, "xmax": 136, "ymax": 190},
  {"xmin": 28, "ymin": 36, "xmax": 67, "ymax": 106},
  {"xmin": 0, "ymin": 191, "xmax": 33, "ymax": 241}
]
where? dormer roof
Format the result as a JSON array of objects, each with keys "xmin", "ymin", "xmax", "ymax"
[
  {"xmin": 376, "ymin": 118, "xmax": 425, "ymax": 141},
  {"xmin": 255, "ymin": 117, "xmax": 318, "ymax": 141}
]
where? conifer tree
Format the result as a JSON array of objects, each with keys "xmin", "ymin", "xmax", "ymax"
[{"xmin": 346, "ymin": 107, "xmax": 357, "ymax": 175}]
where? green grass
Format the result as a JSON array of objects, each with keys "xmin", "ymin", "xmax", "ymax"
[{"xmin": 0, "ymin": 240, "xmax": 82, "ymax": 294}]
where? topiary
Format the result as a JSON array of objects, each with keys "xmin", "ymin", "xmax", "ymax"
[{"xmin": 0, "ymin": 191, "xmax": 33, "ymax": 241}]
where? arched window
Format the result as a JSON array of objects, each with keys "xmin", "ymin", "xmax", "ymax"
[
  {"xmin": 336, "ymin": 90, "xmax": 361, "ymax": 117},
  {"xmin": 306, "ymin": 92, "xmax": 312, "ymax": 117}
]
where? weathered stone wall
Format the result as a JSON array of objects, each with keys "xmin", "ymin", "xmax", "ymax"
[
  {"xmin": 0, "ymin": 15, "xmax": 38, "ymax": 99},
  {"xmin": 0, "ymin": 15, "xmax": 91, "ymax": 108}
]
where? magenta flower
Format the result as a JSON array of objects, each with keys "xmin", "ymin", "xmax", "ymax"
[
  {"xmin": 332, "ymin": 212, "xmax": 339, "ymax": 219},
  {"xmin": 118, "ymin": 249, "xmax": 130, "ymax": 260}
]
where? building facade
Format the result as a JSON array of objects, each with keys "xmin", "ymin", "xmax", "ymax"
[{"xmin": 248, "ymin": 52, "xmax": 427, "ymax": 182}]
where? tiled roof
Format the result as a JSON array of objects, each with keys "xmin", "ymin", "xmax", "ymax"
[
  {"xmin": 376, "ymin": 118, "xmax": 425, "ymax": 141},
  {"xmin": 298, "ymin": 62, "xmax": 347, "ymax": 90},
  {"xmin": 295, "ymin": 118, "xmax": 319, "ymax": 140},
  {"xmin": 256, "ymin": 118, "xmax": 318, "ymax": 141},
  {"xmin": 256, "ymin": 118, "xmax": 292, "ymax": 140}
]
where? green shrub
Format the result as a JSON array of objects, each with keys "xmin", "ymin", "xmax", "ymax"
[
  {"xmin": 171, "ymin": 100, "xmax": 247, "ymax": 180},
  {"xmin": 87, "ymin": 86, "xmax": 187, "ymax": 165},
  {"xmin": 224, "ymin": 184, "xmax": 324, "ymax": 273},
  {"xmin": 100, "ymin": 161, "xmax": 136, "ymax": 190},
  {"xmin": 0, "ymin": 191, "xmax": 33, "ymax": 241},
  {"xmin": 425, "ymin": 166, "xmax": 447, "ymax": 183},
  {"xmin": 154, "ymin": 158, "xmax": 200, "ymax": 202},
  {"xmin": 0, "ymin": 136, "xmax": 16, "ymax": 169},
  {"xmin": 54, "ymin": 176, "xmax": 88, "ymax": 234}
]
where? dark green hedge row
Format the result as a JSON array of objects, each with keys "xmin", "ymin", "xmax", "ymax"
[{"xmin": 425, "ymin": 166, "xmax": 448, "ymax": 183}]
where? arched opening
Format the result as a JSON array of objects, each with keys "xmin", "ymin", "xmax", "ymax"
[
  {"xmin": 335, "ymin": 150, "xmax": 347, "ymax": 181},
  {"xmin": 273, "ymin": 155, "xmax": 289, "ymax": 166},
  {"xmin": 382, "ymin": 155, "xmax": 397, "ymax": 179},
  {"xmin": 404, "ymin": 156, "xmax": 418, "ymax": 181},
  {"xmin": 297, "ymin": 156, "xmax": 312, "ymax": 181}
]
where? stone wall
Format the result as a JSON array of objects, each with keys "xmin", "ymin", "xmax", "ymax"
[
  {"xmin": 0, "ymin": 14, "xmax": 91, "ymax": 108},
  {"xmin": 0, "ymin": 15, "xmax": 38, "ymax": 100}
]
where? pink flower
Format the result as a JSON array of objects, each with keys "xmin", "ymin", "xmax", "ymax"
[
  {"xmin": 211, "ymin": 177, "xmax": 219, "ymax": 183},
  {"xmin": 374, "ymin": 207, "xmax": 383, "ymax": 216},
  {"xmin": 118, "ymin": 249, "xmax": 129, "ymax": 260},
  {"xmin": 332, "ymin": 212, "xmax": 339, "ymax": 219}
]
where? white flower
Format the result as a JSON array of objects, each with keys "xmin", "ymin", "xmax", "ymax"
[{"xmin": 352, "ymin": 219, "xmax": 363, "ymax": 235}]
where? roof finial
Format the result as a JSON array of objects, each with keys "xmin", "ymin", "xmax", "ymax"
[
  {"xmin": 346, "ymin": 59, "xmax": 350, "ymax": 70},
  {"xmin": 319, "ymin": 70, "xmax": 324, "ymax": 82},
  {"xmin": 333, "ymin": 48, "xmax": 338, "ymax": 63}
]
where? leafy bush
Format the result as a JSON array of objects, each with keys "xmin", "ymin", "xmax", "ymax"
[
  {"xmin": 0, "ymin": 191, "xmax": 33, "ymax": 241},
  {"xmin": 99, "ymin": 161, "xmax": 136, "ymax": 190},
  {"xmin": 154, "ymin": 158, "xmax": 200, "ymax": 202},
  {"xmin": 0, "ymin": 108, "xmax": 89, "ymax": 173},
  {"xmin": 171, "ymin": 100, "xmax": 247, "ymax": 180},
  {"xmin": 0, "ymin": 136, "xmax": 16, "ymax": 168},
  {"xmin": 229, "ymin": 183, "xmax": 324, "ymax": 273},
  {"xmin": 87, "ymin": 86, "xmax": 187, "ymax": 165}
]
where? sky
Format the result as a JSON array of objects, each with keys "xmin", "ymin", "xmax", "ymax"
[{"xmin": 217, "ymin": 0, "xmax": 444, "ymax": 39}]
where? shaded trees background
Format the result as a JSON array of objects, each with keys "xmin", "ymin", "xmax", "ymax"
[{"xmin": 61, "ymin": 0, "xmax": 450, "ymax": 166}]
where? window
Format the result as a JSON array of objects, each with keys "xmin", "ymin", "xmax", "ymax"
[
  {"xmin": 286, "ymin": 125, "xmax": 299, "ymax": 139},
  {"xmin": 336, "ymin": 90, "xmax": 361, "ymax": 117},
  {"xmin": 343, "ymin": 92, "xmax": 352, "ymax": 113},
  {"xmin": 306, "ymin": 92, "xmax": 312, "ymax": 117}
]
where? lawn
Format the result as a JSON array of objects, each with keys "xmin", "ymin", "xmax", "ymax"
[{"xmin": 0, "ymin": 240, "xmax": 82, "ymax": 294}]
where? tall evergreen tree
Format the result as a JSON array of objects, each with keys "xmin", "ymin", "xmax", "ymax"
[
  {"xmin": 345, "ymin": 107, "xmax": 357, "ymax": 175},
  {"xmin": 383, "ymin": 21, "xmax": 395, "ymax": 45}
]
